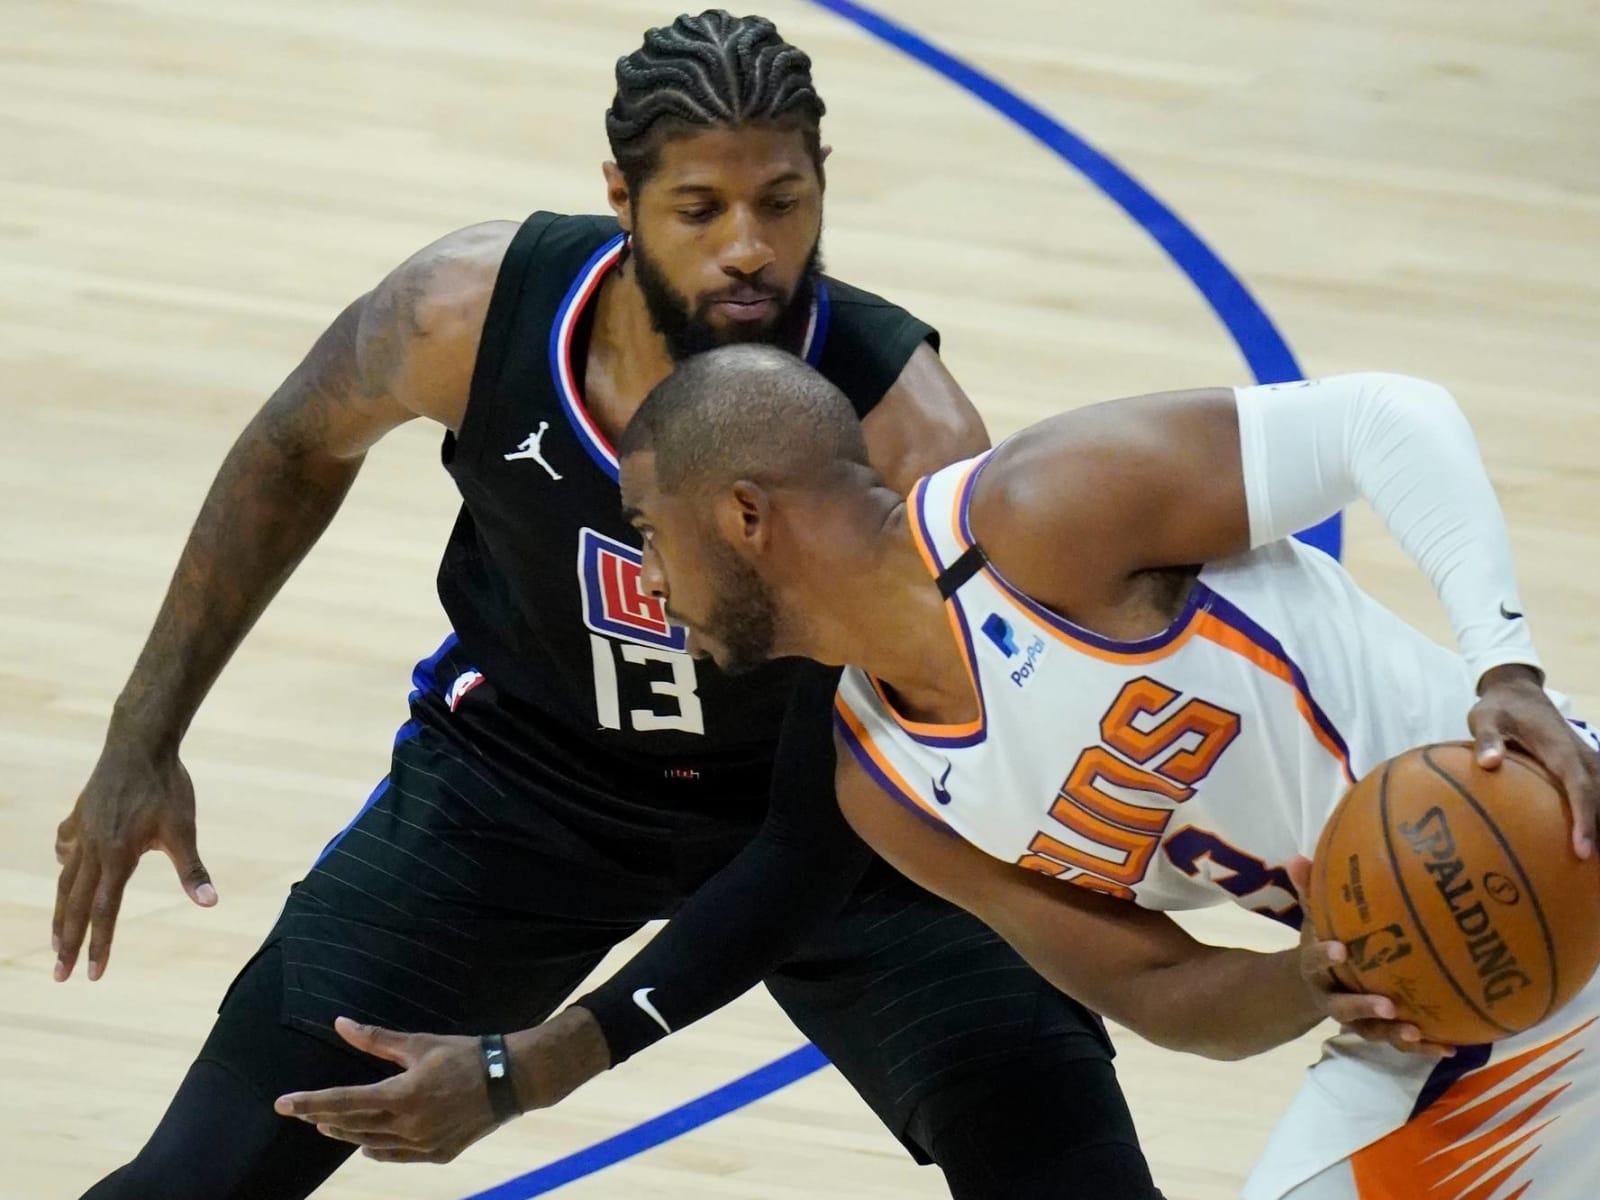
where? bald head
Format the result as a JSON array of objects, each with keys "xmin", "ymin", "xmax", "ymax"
[{"xmin": 619, "ymin": 344, "xmax": 870, "ymax": 496}]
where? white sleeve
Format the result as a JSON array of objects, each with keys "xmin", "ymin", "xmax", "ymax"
[{"xmin": 1233, "ymin": 373, "xmax": 1541, "ymax": 685}]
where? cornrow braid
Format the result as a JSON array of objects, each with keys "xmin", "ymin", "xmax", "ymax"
[{"xmin": 606, "ymin": 10, "xmax": 826, "ymax": 192}]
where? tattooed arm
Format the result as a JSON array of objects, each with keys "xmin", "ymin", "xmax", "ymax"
[{"xmin": 52, "ymin": 222, "xmax": 515, "ymax": 984}]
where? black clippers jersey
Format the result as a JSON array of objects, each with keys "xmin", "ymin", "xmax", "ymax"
[{"xmin": 438, "ymin": 212, "xmax": 937, "ymax": 763}]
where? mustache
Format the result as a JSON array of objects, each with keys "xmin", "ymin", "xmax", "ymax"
[{"xmin": 700, "ymin": 278, "xmax": 782, "ymax": 306}]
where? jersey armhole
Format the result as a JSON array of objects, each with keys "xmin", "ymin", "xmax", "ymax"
[
  {"xmin": 447, "ymin": 212, "xmax": 561, "ymax": 472},
  {"xmin": 814, "ymin": 285, "xmax": 939, "ymax": 419},
  {"xmin": 833, "ymin": 694, "xmax": 956, "ymax": 834}
]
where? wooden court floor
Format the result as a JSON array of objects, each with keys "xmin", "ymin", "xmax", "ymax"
[{"xmin": 3, "ymin": 2, "xmax": 1597, "ymax": 1196}]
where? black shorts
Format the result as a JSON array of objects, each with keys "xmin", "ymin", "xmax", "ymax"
[{"xmin": 263, "ymin": 636, "xmax": 1113, "ymax": 1156}]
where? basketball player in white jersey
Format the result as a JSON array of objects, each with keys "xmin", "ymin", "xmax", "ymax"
[{"xmin": 616, "ymin": 345, "xmax": 1600, "ymax": 1200}]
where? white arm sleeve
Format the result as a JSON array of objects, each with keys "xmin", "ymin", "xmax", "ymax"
[{"xmin": 1233, "ymin": 373, "xmax": 1541, "ymax": 685}]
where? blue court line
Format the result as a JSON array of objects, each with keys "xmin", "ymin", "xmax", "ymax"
[
  {"xmin": 461, "ymin": 1045, "xmax": 829, "ymax": 1200},
  {"xmin": 463, "ymin": 5, "xmax": 1331, "ymax": 1197}
]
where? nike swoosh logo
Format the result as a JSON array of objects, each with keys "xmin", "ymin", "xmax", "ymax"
[
  {"xmin": 1499, "ymin": 602, "xmax": 1524, "ymax": 621},
  {"xmin": 931, "ymin": 762, "xmax": 954, "ymax": 806},
  {"xmin": 631, "ymin": 987, "xmax": 671, "ymax": 1035}
]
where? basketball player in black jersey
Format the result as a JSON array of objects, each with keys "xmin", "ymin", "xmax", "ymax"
[{"xmin": 56, "ymin": 12, "xmax": 1159, "ymax": 1199}]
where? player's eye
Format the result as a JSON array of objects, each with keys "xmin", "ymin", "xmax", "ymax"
[
  {"xmin": 765, "ymin": 196, "xmax": 798, "ymax": 214},
  {"xmin": 679, "ymin": 205, "xmax": 718, "ymax": 223}
]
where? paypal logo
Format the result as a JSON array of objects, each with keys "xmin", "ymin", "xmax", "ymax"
[
  {"xmin": 984, "ymin": 613, "xmax": 1045, "ymax": 686},
  {"xmin": 982, "ymin": 614, "xmax": 1019, "ymax": 657}
]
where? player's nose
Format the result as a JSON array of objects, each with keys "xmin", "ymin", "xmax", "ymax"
[
  {"xmin": 639, "ymin": 545, "xmax": 668, "ymax": 599},
  {"xmin": 719, "ymin": 205, "xmax": 774, "ymax": 276}
]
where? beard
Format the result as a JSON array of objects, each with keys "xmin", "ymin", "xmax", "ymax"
[
  {"xmin": 630, "ymin": 231, "xmax": 823, "ymax": 361},
  {"xmin": 697, "ymin": 538, "xmax": 780, "ymax": 677}
]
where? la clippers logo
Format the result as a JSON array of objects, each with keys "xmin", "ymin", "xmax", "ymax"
[
  {"xmin": 446, "ymin": 669, "xmax": 486, "ymax": 712},
  {"xmin": 577, "ymin": 528, "xmax": 688, "ymax": 651}
]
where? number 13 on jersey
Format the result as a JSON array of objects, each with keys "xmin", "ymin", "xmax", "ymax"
[
  {"xmin": 589, "ymin": 635, "xmax": 704, "ymax": 734},
  {"xmin": 579, "ymin": 528, "xmax": 704, "ymax": 735}
]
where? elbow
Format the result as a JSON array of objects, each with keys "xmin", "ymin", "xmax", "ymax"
[
  {"xmin": 1185, "ymin": 1038, "xmax": 1263, "ymax": 1063},
  {"xmin": 1360, "ymin": 372, "xmax": 1464, "ymax": 420}
]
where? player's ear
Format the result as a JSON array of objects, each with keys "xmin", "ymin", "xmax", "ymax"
[
  {"xmin": 720, "ymin": 481, "xmax": 771, "ymax": 556},
  {"xmin": 602, "ymin": 161, "xmax": 633, "ymax": 232}
]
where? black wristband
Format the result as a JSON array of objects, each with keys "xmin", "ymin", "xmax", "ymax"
[{"xmin": 480, "ymin": 1033, "xmax": 521, "ymax": 1124}]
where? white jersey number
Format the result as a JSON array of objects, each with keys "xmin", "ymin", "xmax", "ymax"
[{"xmin": 589, "ymin": 634, "xmax": 705, "ymax": 735}]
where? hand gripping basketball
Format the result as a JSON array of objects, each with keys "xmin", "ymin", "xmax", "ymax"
[
  {"xmin": 1287, "ymin": 856, "xmax": 1457, "ymax": 1058},
  {"xmin": 1470, "ymin": 663, "xmax": 1600, "ymax": 859}
]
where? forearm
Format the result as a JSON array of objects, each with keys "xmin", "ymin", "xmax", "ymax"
[
  {"xmin": 573, "ymin": 663, "xmax": 870, "ymax": 1065},
  {"xmin": 572, "ymin": 829, "xmax": 869, "ymax": 1063},
  {"xmin": 1127, "ymin": 945, "xmax": 1322, "ymax": 1060},
  {"xmin": 1006, "ymin": 920, "xmax": 1319, "ymax": 1060},
  {"xmin": 505, "ymin": 1006, "xmax": 611, "ymax": 1109},
  {"xmin": 110, "ymin": 405, "xmax": 361, "ymax": 750}
]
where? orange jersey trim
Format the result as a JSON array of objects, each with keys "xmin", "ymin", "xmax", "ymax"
[
  {"xmin": 864, "ymin": 469, "xmax": 988, "ymax": 744},
  {"xmin": 834, "ymin": 695, "xmax": 951, "ymax": 827},
  {"xmin": 1192, "ymin": 612, "xmax": 1355, "ymax": 782}
]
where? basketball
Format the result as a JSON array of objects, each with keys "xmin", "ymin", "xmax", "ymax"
[{"xmin": 1310, "ymin": 742, "xmax": 1600, "ymax": 1045}]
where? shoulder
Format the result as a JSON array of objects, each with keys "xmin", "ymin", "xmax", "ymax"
[
  {"xmin": 965, "ymin": 417, "xmax": 1111, "ymax": 614},
  {"xmin": 813, "ymin": 274, "xmax": 940, "ymax": 415},
  {"xmin": 965, "ymin": 395, "xmax": 1214, "ymax": 614},
  {"xmin": 354, "ymin": 221, "xmax": 519, "ymax": 426},
  {"xmin": 814, "ymin": 276, "xmax": 974, "ymax": 494},
  {"xmin": 363, "ymin": 221, "xmax": 519, "ymax": 350}
]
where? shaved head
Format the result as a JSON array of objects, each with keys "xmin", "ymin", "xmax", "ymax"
[
  {"xmin": 619, "ymin": 344, "xmax": 870, "ymax": 497},
  {"xmin": 618, "ymin": 344, "xmax": 879, "ymax": 675}
]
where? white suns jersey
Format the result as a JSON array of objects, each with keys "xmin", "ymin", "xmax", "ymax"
[{"xmin": 835, "ymin": 452, "xmax": 1600, "ymax": 1200}]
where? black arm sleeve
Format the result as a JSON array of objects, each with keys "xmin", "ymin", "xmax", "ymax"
[{"xmin": 572, "ymin": 662, "xmax": 872, "ymax": 1065}]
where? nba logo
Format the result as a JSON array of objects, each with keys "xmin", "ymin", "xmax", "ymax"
[
  {"xmin": 446, "ymin": 669, "xmax": 486, "ymax": 712},
  {"xmin": 983, "ymin": 613, "xmax": 1019, "ymax": 658},
  {"xmin": 577, "ymin": 527, "xmax": 688, "ymax": 651}
]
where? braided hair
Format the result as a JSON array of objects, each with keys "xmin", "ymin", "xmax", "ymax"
[{"xmin": 606, "ymin": 10, "xmax": 826, "ymax": 193}]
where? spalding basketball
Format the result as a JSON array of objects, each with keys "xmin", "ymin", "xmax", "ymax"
[{"xmin": 1310, "ymin": 743, "xmax": 1600, "ymax": 1045}]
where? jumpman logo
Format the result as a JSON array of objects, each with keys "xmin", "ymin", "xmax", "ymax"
[{"xmin": 504, "ymin": 421, "xmax": 563, "ymax": 480}]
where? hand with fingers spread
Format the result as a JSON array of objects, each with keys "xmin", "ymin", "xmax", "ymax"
[
  {"xmin": 274, "ymin": 1007, "xmax": 610, "ymax": 1163},
  {"xmin": 53, "ymin": 742, "xmax": 215, "ymax": 982},
  {"xmin": 1470, "ymin": 663, "xmax": 1600, "ymax": 858},
  {"xmin": 1285, "ymin": 857, "xmax": 1456, "ymax": 1060}
]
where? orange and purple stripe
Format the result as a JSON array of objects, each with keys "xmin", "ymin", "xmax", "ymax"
[
  {"xmin": 863, "ymin": 470, "xmax": 991, "ymax": 749},
  {"xmin": 833, "ymin": 695, "xmax": 955, "ymax": 831},
  {"xmin": 1192, "ymin": 586, "xmax": 1355, "ymax": 782}
]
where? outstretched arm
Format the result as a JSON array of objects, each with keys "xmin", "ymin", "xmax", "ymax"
[{"xmin": 53, "ymin": 222, "xmax": 514, "ymax": 983}]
